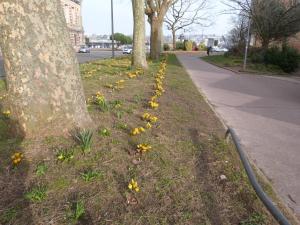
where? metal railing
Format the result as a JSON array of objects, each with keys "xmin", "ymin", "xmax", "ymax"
[{"xmin": 225, "ymin": 127, "xmax": 291, "ymax": 225}]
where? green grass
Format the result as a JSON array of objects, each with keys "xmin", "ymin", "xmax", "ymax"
[
  {"xmin": 202, "ymin": 54, "xmax": 285, "ymax": 75},
  {"xmin": 80, "ymin": 169, "xmax": 103, "ymax": 182},
  {"xmin": 0, "ymin": 80, "xmax": 5, "ymax": 91},
  {"xmin": 0, "ymin": 208, "xmax": 18, "ymax": 224},
  {"xmin": 74, "ymin": 129, "xmax": 93, "ymax": 154},
  {"xmin": 36, "ymin": 162, "xmax": 48, "ymax": 176},
  {"xmin": 25, "ymin": 185, "xmax": 47, "ymax": 202},
  {"xmin": 66, "ymin": 200, "xmax": 85, "ymax": 224}
]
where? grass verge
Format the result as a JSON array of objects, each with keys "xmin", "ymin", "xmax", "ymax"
[
  {"xmin": 202, "ymin": 54, "xmax": 287, "ymax": 75},
  {"xmin": 0, "ymin": 55, "xmax": 296, "ymax": 224}
]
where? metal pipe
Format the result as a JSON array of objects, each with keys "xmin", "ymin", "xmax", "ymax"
[
  {"xmin": 226, "ymin": 128, "xmax": 291, "ymax": 225},
  {"xmin": 111, "ymin": 0, "xmax": 115, "ymax": 58}
]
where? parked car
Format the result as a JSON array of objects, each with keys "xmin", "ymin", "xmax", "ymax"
[
  {"xmin": 211, "ymin": 46, "xmax": 229, "ymax": 52},
  {"xmin": 122, "ymin": 47, "xmax": 133, "ymax": 54},
  {"xmin": 78, "ymin": 46, "xmax": 90, "ymax": 53}
]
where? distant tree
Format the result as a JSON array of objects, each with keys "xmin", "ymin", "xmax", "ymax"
[
  {"xmin": 132, "ymin": 0, "xmax": 148, "ymax": 69},
  {"xmin": 85, "ymin": 36, "xmax": 90, "ymax": 45},
  {"xmin": 214, "ymin": 40, "xmax": 219, "ymax": 46},
  {"xmin": 0, "ymin": 0, "xmax": 92, "ymax": 138},
  {"xmin": 224, "ymin": 0, "xmax": 300, "ymax": 49},
  {"xmin": 112, "ymin": 33, "xmax": 133, "ymax": 45},
  {"xmin": 145, "ymin": 0, "xmax": 174, "ymax": 59},
  {"xmin": 226, "ymin": 15, "xmax": 248, "ymax": 51},
  {"xmin": 165, "ymin": 0, "xmax": 209, "ymax": 50}
]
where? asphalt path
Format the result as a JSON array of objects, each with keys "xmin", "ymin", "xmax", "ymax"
[{"xmin": 177, "ymin": 52, "xmax": 300, "ymax": 220}]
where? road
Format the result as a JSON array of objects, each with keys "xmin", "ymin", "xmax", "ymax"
[
  {"xmin": 0, "ymin": 50, "xmax": 123, "ymax": 78},
  {"xmin": 76, "ymin": 50, "xmax": 123, "ymax": 63},
  {"xmin": 176, "ymin": 53, "xmax": 300, "ymax": 219}
]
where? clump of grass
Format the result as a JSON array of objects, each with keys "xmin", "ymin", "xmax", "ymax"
[
  {"xmin": 114, "ymin": 122, "xmax": 128, "ymax": 131},
  {"xmin": 0, "ymin": 208, "xmax": 17, "ymax": 224},
  {"xmin": 57, "ymin": 148, "xmax": 74, "ymax": 162},
  {"xmin": 114, "ymin": 110, "xmax": 124, "ymax": 119},
  {"xmin": 99, "ymin": 128, "xmax": 111, "ymax": 137},
  {"xmin": 75, "ymin": 129, "xmax": 93, "ymax": 154},
  {"xmin": 25, "ymin": 185, "xmax": 47, "ymax": 202},
  {"xmin": 240, "ymin": 213, "xmax": 266, "ymax": 225},
  {"xmin": 66, "ymin": 200, "xmax": 85, "ymax": 224},
  {"xmin": 80, "ymin": 169, "xmax": 103, "ymax": 182},
  {"xmin": 109, "ymin": 99, "xmax": 122, "ymax": 109},
  {"xmin": 133, "ymin": 94, "xmax": 144, "ymax": 103},
  {"xmin": 36, "ymin": 162, "xmax": 48, "ymax": 176}
]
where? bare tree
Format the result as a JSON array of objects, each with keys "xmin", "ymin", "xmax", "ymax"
[
  {"xmin": 227, "ymin": 15, "xmax": 249, "ymax": 50},
  {"xmin": 165, "ymin": 0, "xmax": 210, "ymax": 50},
  {"xmin": 132, "ymin": 0, "xmax": 148, "ymax": 69},
  {"xmin": 145, "ymin": 0, "xmax": 174, "ymax": 59},
  {"xmin": 224, "ymin": 0, "xmax": 300, "ymax": 49},
  {"xmin": 0, "ymin": 0, "xmax": 92, "ymax": 138}
]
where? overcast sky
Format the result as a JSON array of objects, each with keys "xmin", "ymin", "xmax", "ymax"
[{"xmin": 82, "ymin": 0, "xmax": 234, "ymax": 36}]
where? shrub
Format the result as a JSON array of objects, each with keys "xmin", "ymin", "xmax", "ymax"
[
  {"xmin": 163, "ymin": 43, "xmax": 170, "ymax": 51},
  {"xmin": 250, "ymin": 51, "xmax": 265, "ymax": 64},
  {"xmin": 176, "ymin": 42, "xmax": 184, "ymax": 50},
  {"xmin": 198, "ymin": 43, "xmax": 206, "ymax": 51},
  {"xmin": 265, "ymin": 46, "xmax": 299, "ymax": 73},
  {"xmin": 184, "ymin": 40, "xmax": 193, "ymax": 51}
]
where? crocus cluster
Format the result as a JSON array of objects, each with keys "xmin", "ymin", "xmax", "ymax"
[
  {"xmin": 127, "ymin": 68, "xmax": 143, "ymax": 79},
  {"xmin": 11, "ymin": 152, "xmax": 23, "ymax": 166},
  {"xmin": 2, "ymin": 110, "xmax": 11, "ymax": 118},
  {"xmin": 148, "ymin": 59, "xmax": 167, "ymax": 109},
  {"xmin": 131, "ymin": 127, "xmax": 146, "ymax": 136},
  {"xmin": 137, "ymin": 144, "xmax": 152, "ymax": 153},
  {"xmin": 105, "ymin": 79, "xmax": 125, "ymax": 90},
  {"xmin": 93, "ymin": 92, "xmax": 106, "ymax": 105},
  {"xmin": 128, "ymin": 179, "xmax": 140, "ymax": 192}
]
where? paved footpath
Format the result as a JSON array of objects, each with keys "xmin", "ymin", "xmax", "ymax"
[{"xmin": 176, "ymin": 53, "xmax": 300, "ymax": 219}]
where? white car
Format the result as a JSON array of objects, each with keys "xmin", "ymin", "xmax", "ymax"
[
  {"xmin": 211, "ymin": 47, "xmax": 228, "ymax": 52},
  {"xmin": 122, "ymin": 47, "xmax": 133, "ymax": 54},
  {"xmin": 78, "ymin": 46, "xmax": 90, "ymax": 53}
]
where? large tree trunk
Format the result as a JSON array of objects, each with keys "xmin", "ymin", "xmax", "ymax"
[
  {"xmin": 172, "ymin": 29, "xmax": 176, "ymax": 50},
  {"xmin": 150, "ymin": 19, "xmax": 163, "ymax": 60},
  {"xmin": 0, "ymin": 0, "xmax": 92, "ymax": 138},
  {"xmin": 132, "ymin": 0, "xmax": 148, "ymax": 69}
]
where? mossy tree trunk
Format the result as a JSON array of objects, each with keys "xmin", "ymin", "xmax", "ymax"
[
  {"xmin": 0, "ymin": 0, "xmax": 92, "ymax": 138},
  {"xmin": 132, "ymin": 0, "xmax": 148, "ymax": 69}
]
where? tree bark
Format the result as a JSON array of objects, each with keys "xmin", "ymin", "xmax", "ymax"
[
  {"xmin": 0, "ymin": 0, "xmax": 92, "ymax": 138},
  {"xmin": 150, "ymin": 19, "xmax": 163, "ymax": 60},
  {"xmin": 172, "ymin": 29, "xmax": 176, "ymax": 50},
  {"xmin": 132, "ymin": 0, "xmax": 148, "ymax": 69}
]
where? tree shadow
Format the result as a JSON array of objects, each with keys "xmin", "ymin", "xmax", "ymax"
[
  {"xmin": 189, "ymin": 128, "xmax": 223, "ymax": 225},
  {"xmin": 0, "ymin": 103, "xmax": 33, "ymax": 224}
]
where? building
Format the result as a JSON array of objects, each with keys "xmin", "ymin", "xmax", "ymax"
[
  {"xmin": 61, "ymin": 0, "xmax": 85, "ymax": 50},
  {"xmin": 86, "ymin": 34, "xmax": 119, "ymax": 49}
]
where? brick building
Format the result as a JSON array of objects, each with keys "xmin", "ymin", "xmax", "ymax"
[{"xmin": 61, "ymin": 0, "xmax": 85, "ymax": 51}]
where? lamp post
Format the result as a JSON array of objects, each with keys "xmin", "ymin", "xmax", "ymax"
[
  {"xmin": 243, "ymin": 17, "xmax": 251, "ymax": 70},
  {"xmin": 111, "ymin": 0, "xmax": 115, "ymax": 58}
]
